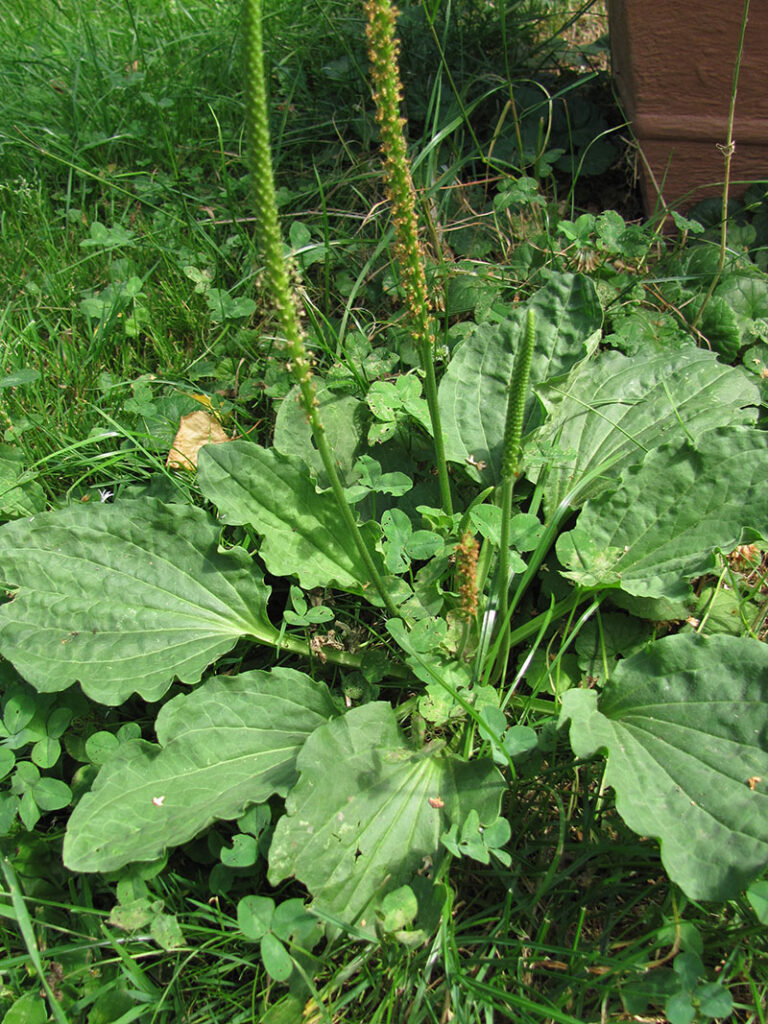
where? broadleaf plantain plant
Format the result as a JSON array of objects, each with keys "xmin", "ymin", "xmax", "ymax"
[{"xmin": 1, "ymin": 0, "xmax": 768, "ymax": 976}]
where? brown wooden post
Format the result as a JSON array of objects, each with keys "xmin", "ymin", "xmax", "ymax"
[{"xmin": 608, "ymin": 0, "xmax": 768, "ymax": 214}]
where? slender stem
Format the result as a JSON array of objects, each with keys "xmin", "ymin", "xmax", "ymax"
[
  {"xmin": 422, "ymin": 351, "xmax": 453, "ymax": 514},
  {"xmin": 692, "ymin": 0, "xmax": 750, "ymax": 329},
  {"xmin": 243, "ymin": 0, "xmax": 400, "ymax": 618},
  {"xmin": 241, "ymin": 632, "xmax": 410, "ymax": 677}
]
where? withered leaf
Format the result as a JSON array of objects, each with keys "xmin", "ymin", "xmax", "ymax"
[{"xmin": 167, "ymin": 410, "xmax": 230, "ymax": 470}]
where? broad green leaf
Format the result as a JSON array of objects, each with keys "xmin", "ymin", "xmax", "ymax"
[
  {"xmin": 239, "ymin": 804, "xmax": 272, "ymax": 840},
  {"xmin": 695, "ymin": 983, "xmax": 733, "ymax": 1020},
  {"xmin": 379, "ymin": 884, "xmax": 419, "ymax": 932},
  {"xmin": 0, "ymin": 792, "xmax": 19, "ymax": 834},
  {"xmin": 558, "ymin": 213, "xmax": 595, "ymax": 246},
  {"xmin": 693, "ymin": 295, "xmax": 741, "ymax": 361},
  {"xmin": 32, "ymin": 777, "xmax": 71, "ymax": 811},
  {"xmin": 715, "ymin": 273, "xmax": 768, "ymax": 339},
  {"xmin": 531, "ymin": 346, "xmax": 758, "ymax": 515},
  {"xmin": 220, "ymin": 833, "xmax": 259, "ymax": 867},
  {"xmin": 259, "ymin": 996, "xmax": 304, "ymax": 1024},
  {"xmin": 4, "ymin": 992, "xmax": 48, "ymax": 1024},
  {"xmin": 381, "ymin": 507, "xmax": 412, "ymax": 573},
  {"xmin": 85, "ymin": 731, "xmax": 120, "ymax": 766},
  {"xmin": 31, "ymin": 737, "xmax": 60, "ymax": 770},
  {"xmin": 621, "ymin": 970, "xmax": 680, "ymax": 1016},
  {"xmin": 0, "ymin": 500, "xmax": 279, "ymax": 704},
  {"xmin": 742, "ymin": 342, "xmax": 768, "ymax": 406},
  {"xmin": 0, "ymin": 748, "xmax": 15, "ymax": 780},
  {"xmin": 365, "ymin": 374, "xmax": 432, "ymax": 436},
  {"xmin": 125, "ymin": 392, "xmax": 202, "ymax": 455},
  {"xmin": 46, "ymin": 707, "xmax": 73, "ymax": 739},
  {"xmin": 19, "ymin": 790, "xmax": 40, "ymax": 830},
  {"xmin": 666, "ymin": 994, "xmax": 696, "ymax": 1024},
  {"xmin": 0, "ymin": 445, "xmax": 45, "ymax": 517},
  {"xmin": 272, "ymin": 898, "xmax": 323, "ymax": 950},
  {"xmin": 557, "ymin": 427, "xmax": 768, "ymax": 600},
  {"xmin": 80, "ymin": 220, "xmax": 135, "ymax": 249},
  {"xmin": 439, "ymin": 272, "xmax": 601, "ymax": 484},
  {"xmin": 669, "ymin": 210, "xmax": 705, "ymax": 235},
  {"xmin": 344, "ymin": 455, "xmax": 412, "ymax": 501},
  {"xmin": 605, "ymin": 307, "xmax": 690, "ymax": 356},
  {"xmin": 64, "ymin": 668, "xmax": 337, "ymax": 872},
  {"xmin": 198, "ymin": 441, "xmax": 385, "ymax": 596},
  {"xmin": 273, "ymin": 385, "xmax": 365, "ymax": 487},
  {"xmin": 268, "ymin": 702, "xmax": 504, "ymax": 933},
  {"xmin": 109, "ymin": 897, "xmax": 158, "ymax": 931},
  {"xmin": 205, "ymin": 289, "xmax": 257, "ymax": 322},
  {"xmin": 575, "ymin": 613, "xmax": 650, "ymax": 684},
  {"xmin": 560, "ymin": 632, "xmax": 768, "ymax": 900},
  {"xmin": 3, "ymin": 687, "xmax": 36, "ymax": 732},
  {"xmin": 11, "ymin": 762, "xmax": 39, "ymax": 796}
]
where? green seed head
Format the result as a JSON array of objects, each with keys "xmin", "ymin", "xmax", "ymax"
[{"xmin": 501, "ymin": 308, "xmax": 536, "ymax": 481}]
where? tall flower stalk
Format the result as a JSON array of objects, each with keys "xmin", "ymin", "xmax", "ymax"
[
  {"xmin": 494, "ymin": 308, "xmax": 536, "ymax": 676},
  {"xmin": 243, "ymin": 0, "xmax": 399, "ymax": 619},
  {"xmin": 364, "ymin": 0, "xmax": 453, "ymax": 516}
]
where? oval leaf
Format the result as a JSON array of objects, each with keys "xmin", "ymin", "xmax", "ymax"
[
  {"xmin": 198, "ymin": 441, "xmax": 385, "ymax": 597},
  {"xmin": 64, "ymin": 668, "xmax": 338, "ymax": 872},
  {"xmin": 260, "ymin": 932, "xmax": 294, "ymax": 982},
  {"xmin": 268, "ymin": 702, "xmax": 504, "ymax": 933},
  {"xmin": 531, "ymin": 346, "xmax": 758, "ymax": 514},
  {"xmin": 238, "ymin": 894, "xmax": 275, "ymax": 940},
  {"xmin": 4, "ymin": 992, "xmax": 48, "ymax": 1024},
  {"xmin": 439, "ymin": 272, "xmax": 601, "ymax": 484},
  {"xmin": 0, "ymin": 500, "xmax": 279, "ymax": 704},
  {"xmin": 0, "ymin": 444, "xmax": 45, "ymax": 517},
  {"xmin": 274, "ymin": 385, "xmax": 365, "ymax": 487},
  {"xmin": 557, "ymin": 426, "xmax": 768, "ymax": 600},
  {"xmin": 560, "ymin": 632, "xmax": 768, "ymax": 900}
]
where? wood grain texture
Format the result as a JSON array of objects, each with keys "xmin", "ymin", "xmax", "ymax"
[{"xmin": 608, "ymin": 0, "xmax": 768, "ymax": 211}]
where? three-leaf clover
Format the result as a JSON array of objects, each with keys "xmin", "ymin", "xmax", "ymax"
[{"xmin": 237, "ymin": 895, "xmax": 323, "ymax": 982}]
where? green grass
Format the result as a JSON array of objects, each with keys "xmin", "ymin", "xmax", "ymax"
[
  {"xmin": 0, "ymin": 0, "xmax": 604, "ymax": 497},
  {"xmin": 0, "ymin": 0, "xmax": 267, "ymax": 497},
  {"xmin": 1, "ymin": 0, "xmax": 767, "ymax": 1021},
  {"xmin": 3, "ymin": 768, "xmax": 765, "ymax": 1022}
]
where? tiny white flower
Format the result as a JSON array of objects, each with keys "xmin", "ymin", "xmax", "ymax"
[{"xmin": 98, "ymin": 489, "xmax": 113, "ymax": 503}]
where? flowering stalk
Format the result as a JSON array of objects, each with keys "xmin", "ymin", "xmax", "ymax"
[
  {"xmin": 501, "ymin": 308, "xmax": 536, "ymax": 487},
  {"xmin": 364, "ymin": 0, "xmax": 452, "ymax": 515},
  {"xmin": 495, "ymin": 308, "xmax": 536, "ymax": 674},
  {"xmin": 243, "ymin": 0, "xmax": 399, "ymax": 618},
  {"xmin": 456, "ymin": 531, "xmax": 480, "ymax": 621}
]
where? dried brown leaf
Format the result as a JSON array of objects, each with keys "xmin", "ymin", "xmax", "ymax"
[{"xmin": 167, "ymin": 410, "xmax": 230, "ymax": 471}]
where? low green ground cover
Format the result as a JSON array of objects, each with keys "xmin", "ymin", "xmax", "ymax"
[{"xmin": 1, "ymin": 1, "xmax": 767, "ymax": 1021}]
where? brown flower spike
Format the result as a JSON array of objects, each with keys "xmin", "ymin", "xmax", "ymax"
[
  {"xmin": 364, "ymin": 0, "xmax": 434, "ymax": 352},
  {"xmin": 456, "ymin": 531, "xmax": 480, "ymax": 620},
  {"xmin": 364, "ymin": 0, "xmax": 453, "ymax": 515}
]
